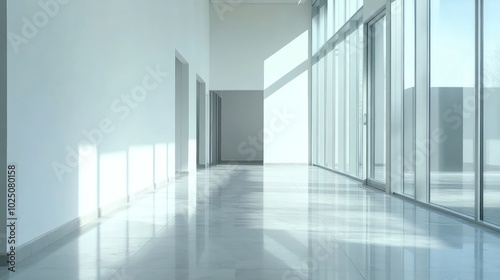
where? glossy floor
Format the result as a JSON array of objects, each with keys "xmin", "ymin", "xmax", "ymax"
[{"xmin": 2, "ymin": 165, "xmax": 500, "ymax": 279}]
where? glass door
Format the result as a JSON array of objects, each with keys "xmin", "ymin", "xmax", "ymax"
[
  {"xmin": 367, "ymin": 14, "xmax": 387, "ymax": 188},
  {"xmin": 482, "ymin": 0, "xmax": 500, "ymax": 225}
]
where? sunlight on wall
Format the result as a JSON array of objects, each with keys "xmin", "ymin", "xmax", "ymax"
[
  {"xmin": 78, "ymin": 144, "xmax": 98, "ymax": 216},
  {"xmin": 128, "ymin": 145, "xmax": 154, "ymax": 194},
  {"xmin": 154, "ymin": 143, "xmax": 168, "ymax": 185},
  {"xmin": 99, "ymin": 151, "xmax": 127, "ymax": 207},
  {"xmin": 79, "ymin": 143, "xmax": 169, "ymax": 218},
  {"xmin": 264, "ymin": 31, "xmax": 309, "ymax": 89},
  {"xmin": 264, "ymin": 72, "xmax": 309, "ymax": 163},
  {"xmin": 264, "ymin": 31, "xmax": 309, "ymax": 164},
  {"xmin": 168, "ymin": 142, "xmax": 176, "ymax": 181}
]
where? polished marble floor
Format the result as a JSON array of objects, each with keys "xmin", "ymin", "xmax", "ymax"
[{"xmin": 2, "ymin": 165, "xmax": 500, "ymax": 279}]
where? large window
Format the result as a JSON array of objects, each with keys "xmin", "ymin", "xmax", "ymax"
[
  {"xmin": 312, "ymin": 60, "xmax": 318, "ymax": 165},
  {"xmin": 319, "ymin": 3, "xmax": 327, "ymax": 49},
  {"xmin": 338, "ymin": 42, "xmax": 346, "ymax": 172},
  {"xmin": 325, "ymin": 50, "xmax": 334, "ymax": 169},
  {"xmin": 429, "ymin": 0, "xmax": 475, "ymax": 216},
  {"xmin": 312, "ymin": 7, "xmax": 319, "ymax": 54},
  {"xmin": 334, "ymin": 0, "xmax": 345, "ymax": 33},
  {"xmin": 311, "ymin": 0, "xmax": 363, "ymax": 179},
  {"xmin": 369, "ymin": 15, "xmax": 387, "ymax": 184},
  {"xmin": 347, "ymin": 32, "xmax": 359, "ymax": 175},
  {"xmin": 391, "ymin": 0, "xmax": 403, "ymax": 193},
  {"xmin": 318, "ymin": 52, "xmax": 326, "ymax": 166},
  {"xmin": 334, "ymin": 45, "xmax": 341, "ymax": 170},
  {"xmin": 327, "ymin": 0, "xmax": 334, "ymax": 39},
  {"xmin": 403, "ymin": 0, "xmax": 416, "ymax": 197},
  {"xmin": 311, "ymin": 0, "xmax": 500, "ymax": 230},
  {"xmin": 357, "ymin": 27, "xmax": 364, "ymax": 178}
]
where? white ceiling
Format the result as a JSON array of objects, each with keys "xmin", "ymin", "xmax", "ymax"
[{"xmin": 210, "ymin": 0, "xmax": 308, "ymax": 4}]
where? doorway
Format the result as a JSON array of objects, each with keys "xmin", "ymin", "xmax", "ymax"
[
  {"xmin": 175, "ymin": 55, "xmax": 189, "ymax": 174},
  {"xmin": 196, "ymin": 78, "xmax": 207, "ymax": 168},
  {"xmin": 209, "ymin": 92, "xmax": 222, "ymax": 165}
]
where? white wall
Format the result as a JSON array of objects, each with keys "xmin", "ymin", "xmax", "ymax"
[
  {"xmin": 220, "ymin": 91, "xmax": 263, "ymax": 162},
  {"xmin": 210, "ymin": 2, "xmax": 311, "ymax": 91},
  {"xmin": 197, "ymin": 80, "xmax": 208, "ymax": 166},
  {"xmin": 7, "ymin": 0, "xmax": 209, "ymax": 246},
  {"xmin": 210, "ymin": 2, "xmax": 311, "ymax": 164}
]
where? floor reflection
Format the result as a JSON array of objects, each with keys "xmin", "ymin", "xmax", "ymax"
[{"xmin": 1, "ymin": 165, "xmax": 500, "ymax": 279}]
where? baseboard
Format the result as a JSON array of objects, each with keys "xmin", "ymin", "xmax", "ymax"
[
  {"xmin": 16, "ymin": 212, "xmax": 94, "ymax": 263},
  {"xmin": 13, "ymin": 182, "xmax": 164, "ymax": 264}
]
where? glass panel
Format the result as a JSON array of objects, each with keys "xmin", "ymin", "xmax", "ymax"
[
  {"xmin": 483, "ymin": 0, "xmax": 500, "ymax": 225},
  {"xmin": 348, "ymin": 31, "xmax": 359, "ymax": 176},
  {"xmin": 319, "ymin": 3, "xmax": 326, "ymax": 48},
  {"xmin": 370, "ymin": 16, "xmax": 387, "ymax": 183},
  {"xmin": 310, "ymin": 0, "xmax": 364, "ymax": 179},
  {"xmin": 327, "ymin": 0, "xmax": 334, "ymax": 39},
  {"xmin": 339, "ymin": 0, "xmax": 345, "ymax": 27},
  {"xmin": 345, "ymin": 40, "xmax": 351, "ymax": 174},
  {"xmin": 325, "ymin": 49, "xmax": 334, "ymax": 169},
  {"xmin": 358, "ymin": 27, "xmax": 365, "ymax": 178},
  {"xmin": 318, "ymin": 53, "xmax": 326, "ymax": 166},
  {"xmin": 429, "ymin": 0, "xmax": 475, "ymax": 216},
  {"xmin": 312, "ymin": 7, "xmax": 319, "ymax": 53},
  {"xmin": 346, "ymin": 0, "xmax": 359, "ymax": 21},
  {"xmin": 403, "ymin": 0, "xmax": 416, "ymax": 197},
  {"xmin": 334, "ymin": 46, "xmax": 340, "ymax": 170},
  {"xmin": 338, "ymin": 42, "xmax": 346, "ymax": 172},
  {"xmin": 391, "ymin": 0, "xmax": 404, "ymax": 193},
  {"xmin": 346, "ymin": 0, "xmax": 351, "ymax": 22},
  {"xmin": 312, "ymin": 60, "xmax": 319, "ymax": 164}
]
